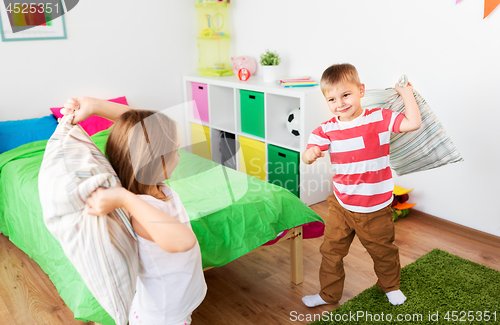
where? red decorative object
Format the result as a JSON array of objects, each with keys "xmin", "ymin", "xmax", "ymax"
[{"xmin": 238, "ymin": 68, "xmax": 251, "ymax": 81}]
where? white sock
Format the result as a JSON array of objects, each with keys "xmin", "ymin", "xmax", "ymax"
[
  {"xmin": 302, "ymin": 294, "xmax": 331, "ymax": 307},
  {"xmin": 386, "ymin": 289, "xmax": 407, "ymax": 305}
]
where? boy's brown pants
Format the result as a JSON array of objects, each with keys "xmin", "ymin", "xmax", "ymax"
[{"xmin": 319, "ymin": 192, "xmax": 401, "ymax": 304}]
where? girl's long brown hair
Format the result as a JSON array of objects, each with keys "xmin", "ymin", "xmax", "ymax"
[{"xmin": 106, "ymin": 109, "xmax": 177, "ymax": 201}]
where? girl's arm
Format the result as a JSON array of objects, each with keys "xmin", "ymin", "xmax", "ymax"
[
  {"xmin": 395, "ymin": 82, "xmax": 422, "ymax": 132},
  {"xmin": 61, "ymin": 97, "xmax": 132, "ymax": 124},
  {"xmin": 85, "ymin": 187, "xmax": 197, "ymax": 253}
]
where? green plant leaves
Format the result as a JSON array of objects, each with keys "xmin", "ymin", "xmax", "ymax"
[{"xmin": 260, "ymin": 49, "xmax": 281, "ymax": 66}]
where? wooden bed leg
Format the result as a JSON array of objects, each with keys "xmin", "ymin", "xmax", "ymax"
[{"xmin": 290, "ymin": 226, "xmax": 303, "ymax": 285}]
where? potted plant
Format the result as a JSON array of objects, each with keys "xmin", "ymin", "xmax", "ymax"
[{"xmin": 260, "ymin": 49, "xmax": 281, "ymax": 83}]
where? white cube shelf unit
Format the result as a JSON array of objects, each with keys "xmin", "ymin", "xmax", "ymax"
[{"xmin": 183, "ymin": 75, "xmax": 334, "ymax": 206}]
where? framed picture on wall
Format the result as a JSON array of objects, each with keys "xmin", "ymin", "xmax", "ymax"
[{"xmin": 0, "ymin": 1, "xmax": 66, "ymax": 41}]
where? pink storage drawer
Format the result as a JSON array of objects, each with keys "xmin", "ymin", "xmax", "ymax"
[{"xmin": 191, "ymin": 82, "xmax": 209, "ymax": 123}]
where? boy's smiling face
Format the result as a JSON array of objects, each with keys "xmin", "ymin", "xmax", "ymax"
[{"xmin": 324, "ymin": 81, "xmax": 365, "ymax": 122}]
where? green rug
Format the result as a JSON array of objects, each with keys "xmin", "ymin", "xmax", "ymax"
[{"xmin": 309, "ymin": 249, "xmax": 500, "ymax": 325}]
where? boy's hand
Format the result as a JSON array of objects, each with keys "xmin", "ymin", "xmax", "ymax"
[
  {"xmin": 85, "ymin": 187, "xmax": 129, "ymax": 216},
  {"xmin": 60, "ymin": 97, "xmax": 97, "ymax": 124},
  {"xmin": 396, "ymin": 80, "xmax": 422, "ymax": 132},
  {"xmin": 395, "ymin": 82, "xmax": 414, "ymax": 97},
  {"xmin": 303, "ymin": 146, "xmax": 325, "ymax": 164}
]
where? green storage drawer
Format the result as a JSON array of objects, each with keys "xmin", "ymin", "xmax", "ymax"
[
  {"xmin": 240, "ymin": 89, "xmax": 265, "ymax": 138},
  {"xmin": 267, "ymin": 144, "xmax": 300, "ymax": 197}
]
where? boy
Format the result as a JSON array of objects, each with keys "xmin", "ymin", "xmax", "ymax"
[{"xmin": 302, "ymin": 63, "xmax": 421, "ymax": 308}]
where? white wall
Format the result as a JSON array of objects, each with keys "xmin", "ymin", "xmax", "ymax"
[
  {"xmin": 0, "ymin": 0, "xmax": 197, "ymax": 121},
  {"xmin": 229, "ymin": 0, "xmax": 500, "ymax": 236}
]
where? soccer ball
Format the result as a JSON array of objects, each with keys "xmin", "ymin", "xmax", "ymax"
[{"xmin": 286, "ymin": 108, "xmax": 300, "ymax": 137}]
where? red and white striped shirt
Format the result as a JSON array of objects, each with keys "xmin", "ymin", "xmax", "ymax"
[{"xmin": 307, "ymin": 108, "xmax": 405, "ymax": 213}]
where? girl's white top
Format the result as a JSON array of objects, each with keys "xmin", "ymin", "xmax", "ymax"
[{"xmin": 132, "ymin": 185, "xmax": 207, "ymax": 324}]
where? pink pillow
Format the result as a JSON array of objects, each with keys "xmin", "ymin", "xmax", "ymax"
[{"xmin": 50, "ymin": 97, "xmax": 129, "ymax": 136}]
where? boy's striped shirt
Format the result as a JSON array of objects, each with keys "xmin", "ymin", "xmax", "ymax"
[{"xmin": 307, "ymin": 108, "xmax": 404, "ymax": 213}]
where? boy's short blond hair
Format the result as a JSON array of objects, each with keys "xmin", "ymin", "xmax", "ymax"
[{"xmin": 320, "ymin": 63, "xmax": 361, "ymax": 95}]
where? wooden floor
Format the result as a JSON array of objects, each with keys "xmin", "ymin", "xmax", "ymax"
[{"xmin": 1, "ymin": 201, "xmax": 499, "ymax": 325}]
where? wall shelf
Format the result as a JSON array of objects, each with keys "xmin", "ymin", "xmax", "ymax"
[{"xmin": 183, "ymin": 75, "xmax": 333, "ymax": 206}]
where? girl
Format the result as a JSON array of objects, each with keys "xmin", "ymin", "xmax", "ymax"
[{"xmin": 62, "ymin": 97, "xmax": 207, "ymax": 325}]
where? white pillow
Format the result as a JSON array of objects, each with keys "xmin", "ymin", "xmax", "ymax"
[
  {"xmin": 38, "ymin": 113, "xmax": 138, "ymax": 325},
  {"xmin": 362, "ymin": 75, "xmax": 463, "ymax": 176}
]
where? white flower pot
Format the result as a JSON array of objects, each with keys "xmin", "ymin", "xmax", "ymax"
[{"xmin": 261, "ymin": 65, "xmax": 280, "ymax": 83}]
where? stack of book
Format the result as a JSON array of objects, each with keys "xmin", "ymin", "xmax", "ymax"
[{"xmin": 280, "ymin": 77, "xmax": 318, "ymax": 88}]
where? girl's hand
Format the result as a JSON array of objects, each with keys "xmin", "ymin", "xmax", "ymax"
[
  {"xmin": 395, "ymin": 82, "xmax": 414, "ymax": 97},
  {"xmin": 303, "ymin": 146, "xmax": 325, "ymax": 164},
  {"xmin": 60, "ymin": 97, "xmax": 97, "ymax": 124},
  {"xmin": 85, "ymin": 187, "xmax": 129, "ymax": 216}
]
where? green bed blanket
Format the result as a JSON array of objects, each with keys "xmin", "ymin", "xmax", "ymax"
[{"xmin": 0, "ymin": 127, "xmax": 322, "ymax": 324}]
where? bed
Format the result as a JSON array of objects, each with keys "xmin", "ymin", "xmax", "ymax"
[{"xmin": 0, "ymin": 126, "xmax": 324, "ymax": 325}]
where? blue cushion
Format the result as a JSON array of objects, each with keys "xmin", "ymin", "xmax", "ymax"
[{"xmin": 0, "ymin": 115, "xmax": 58, "ymax": 154}]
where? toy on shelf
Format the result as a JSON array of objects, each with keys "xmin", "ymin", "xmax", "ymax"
[
  {"xmin": 196, "ymin": 0, "xmax": 232, "ymax": 76},
  {"xmin": 286, "ymin": 108, "xmax": 300, "ymax": 137},
  {"xmin": 392, "ymin": 185, "xmax": 416, "ymax": 221},
  {"xmin": 231, "ymin": 56, "xmax": 257, "ymax": 81}
]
